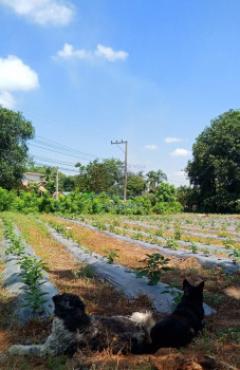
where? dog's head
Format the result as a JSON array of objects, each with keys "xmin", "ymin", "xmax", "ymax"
[
  {"xmin": 182, "ymin": 279, "xmax": 204, "ymax": 306},
  {"xmin": 53, "ymin": 293, "xmax": 90, "ymax": 332}
]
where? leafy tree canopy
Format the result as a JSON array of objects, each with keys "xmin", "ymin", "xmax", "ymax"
[
  {"xmin": 75, "ymin": 159, "xmax": 123, "ymax": 194},
  {"xmin": 127, "ymin": 172, "xmax": 146, "ymax": 197},
  {"xmin": 146, "ymin": 170, "xmax": 167, "ymax": 192},
  {"xmin": 186, "ymin": 110, "xmax": 240, "ymax": 212},
  {"xmin": 0, "ymin": 108, "xmax": 34, "ymax": 189}
]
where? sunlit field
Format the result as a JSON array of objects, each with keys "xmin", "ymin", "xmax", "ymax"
[{"xmin": 0, "ymin": 211, "xmax": 239, "ymax": 369}]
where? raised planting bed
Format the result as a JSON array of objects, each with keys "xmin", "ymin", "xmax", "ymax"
[
  {"xmin": 0, "ymin": 216, "xmax": 58, "ymax": 323},
  {"xmin": 44, "ymin": 221, "xmax": 215, "ymax": 316},
  {"xmin": 84, "ymin": 220, "xmax": 234, "ymax": 257},
  {"xmin": 121, "ymin": 220, "xmax": 240, "ymax": 243},
  {"xmin": 65, "ymin": 218, "xmax": 240, "ymax": 274},
  {"xmin": 111, "ymin": 226, "xmax": 235, "ymax": 256}
]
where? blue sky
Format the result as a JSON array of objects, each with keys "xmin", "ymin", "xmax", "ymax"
[{"xmin": 0, "ymin": 0, "xmax": 239, "ymax": 185}]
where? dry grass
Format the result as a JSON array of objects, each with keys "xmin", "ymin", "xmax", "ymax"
[{"xmin": 41, "ymin": 214, "xmax": 163, "ymax": 270}]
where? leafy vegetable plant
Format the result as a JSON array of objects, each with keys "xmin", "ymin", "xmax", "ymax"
[{"xmin": 136, "ymin": 253, "xmax": 169, "ymax": 285}]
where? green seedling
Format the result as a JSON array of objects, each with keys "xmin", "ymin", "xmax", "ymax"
[
  {"xmin": 190, "ymin": 243, "xmax": 198, "ymax": 254},
  {"xmin": 230, "ymin": 248, "xmax": 240, "ymax": 262},
  {"xmin": 166, "ymin": 238, "xmax": 179, "ymax": 250},
  {"xmin": 223, "ymin": 238, "xmax": 236, "ymax": 249},
  {"xmin": 136, "ymin": 253, "xmax": 170, "ymax": 285},
  {"xmin": 155, "ymin": 228, "xmax": 163, "ymax": 237},
  {"xmin": 73, "ymin": 264, "xmax": 95, "ymax": 279},
  {"xmin": 174, "ymin": 227, "xmax": 182, "ymax": 240},
  {"xmin": 104, "ymin": 249, "xmax": 119, "ymax": 264}
]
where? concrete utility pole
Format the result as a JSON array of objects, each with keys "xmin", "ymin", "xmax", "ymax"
[
  {"xmin": 111, "ymin": 140, "xmax": 128, "ymax": 201},
  {"xmin": 56, "ymin": 167, "xmax": 59, "ymax": 200}
]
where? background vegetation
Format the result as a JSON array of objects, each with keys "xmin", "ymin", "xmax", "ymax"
[{"xmin": 1, "ymin": 107, "xmax": 240, "ymax": 214}]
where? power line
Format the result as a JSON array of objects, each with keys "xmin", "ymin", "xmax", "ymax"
[
  {"xmin": 29, "ymin": 143, "xmax": 86, "ymax": 160},
  {"xmin": 32, "ymin": 155, "xmax": 77, "ymax": 167},
  {"xmin": 34, "ymin": 161, "xmax": 79, "ymax": 173},
  {"xmin": 34, "ymin": 136, "xmax": 98, "ymax": 158}
]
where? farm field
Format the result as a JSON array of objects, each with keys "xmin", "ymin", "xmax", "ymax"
[{"xmin": 0, "ymin": 212, "xmax": 239, "ymax": 369}]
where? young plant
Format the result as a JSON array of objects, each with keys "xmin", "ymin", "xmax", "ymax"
[
  {"xmin": 166, "ymin": 238, "xmax": 179, "ymax": 250},
  {"xmin": 19, "ymin": 255, "xmax": 47, "ymax": 312},
  {"xmin": 190, "ymin": 243, "xmax": 198, "ymax": 254},
  {"xmin": 230, "ymin": 249, "xmax": 240, "ymax": 262},
  {"xmin": 104, "ymin": 249, "xmax": 119, "ymax": 264},
  {"xmin": 108, "ymin": 224, "xmax": 116, "ymax": 233},
  {"xmin": 136, "ymin": 253, "xmax": 170, "ymax": 285},
  {"xmin": 3, "ymin": 218, "xmax": 25, "ymax": 256},
  {"xmin": 155, "ymin": 228, "xmax": 163, "ymax": 237},
  {"xmin": 174, "ymin": 226, "xmax": 182, "ymax": 240},
  {"xmin": 202, "ymin": 248, "xmax": 210, "ymax": 256},
  {"xmin": 73, "ymin": 264, "xmax": 95, "ymax": 279},
  {"xmin": 223, "ymin": 238, "xmax": 236, "ymax": 250}
]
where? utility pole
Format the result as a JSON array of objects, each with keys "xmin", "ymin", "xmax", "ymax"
[
  {"xmin": 111, "ymin": 139, "xmax": 128, "ymax": 201},
  {"xmin": 56, "ymin": 167, "xmax": 59, "ymax": 200}
]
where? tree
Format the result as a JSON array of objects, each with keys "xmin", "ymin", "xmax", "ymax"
[
  {"xmin": 155, "ymin": 182, "xmax": 177, "ymax": 203},
  {"xmin": 176, "ymin": 186, "xmax": 200, "ymax": 211},
  {"xmin": 75, "ymin": 159, "xmax": 123, "ymax": 195},
  {"xmin": 127, "ymin": 172, "xmax": 146, "ymax": 197},
  {"xmin": 186, "ymin": 110, "xmax": 240, "ymax": 212},
  {"xmin": 146, "ymin": 170, "xmax": 167, "ymax": 192},
  {"xmin": 0, "ymin": 108, "xmax": 34, "ymax": 189}
]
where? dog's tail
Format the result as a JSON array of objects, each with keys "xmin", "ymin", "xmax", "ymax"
[{"xmin": 130, "ymin": 311, "xmax": 155, "ymax": 335}]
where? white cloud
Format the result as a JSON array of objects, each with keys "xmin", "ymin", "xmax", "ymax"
[
  {"xmin": 0, "ymin": 55, "xmax": 39, "ymax": 109},
  {"xmin": 164, "ymin": 137, "xmax": 182, "ymax": 144},
  {"xmin": 0, "ymin": 91, "xmax": 15, "ymax": 109},
  {"xmin": 57, "ymin": 43, "xmax": 92, "ymax": 60},
  {"xmin": 170, "ymin": 148, "xmax": 190, "ymax": 157},
  {"xmin": 56, "ymin": 43, "xmax": 128, "ymax": 62},
  {"xmin": 144, "ymin": 144, "xmax": 158, "ymax": 151},
  {"xmin": 0, "ymin": 55, "xmax": 39, "ymax": 91},
  {"xmin": 0, "ymin": 0, "xmax": 73, "ymax": 26},
  {"xmin": 95, "ymin": 44, "xmax": 128, "ymax": 62}
]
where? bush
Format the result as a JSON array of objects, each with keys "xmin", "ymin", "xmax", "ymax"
[
  {"xmin": 0, "ymin": 187, "xmax": 183, "ymax": 215},
  {"xmin": 0, "ymin": 187, "xmax": 16, "ymax": 211},
  {"xmin": 153, "ymin": 201, "xmax": 182, "ymax": 214}
]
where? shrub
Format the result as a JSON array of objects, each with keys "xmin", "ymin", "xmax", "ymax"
[
  {"xmin": 0, "ymin": 187, "xmax": 15, "ymax": 211},
  {"xmin": 153, "ymin": 201, "xmax": 182, "ymax": 214}
]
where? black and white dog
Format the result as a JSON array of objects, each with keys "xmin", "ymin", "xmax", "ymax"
[{"xmin": 8, "ymin": 279, "xmax": 204, "ymax": 357}]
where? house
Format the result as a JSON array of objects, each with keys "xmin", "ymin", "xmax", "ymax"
[{"xmin": 22, "ymin": 172, "xmax": 47, "ymax": 192}]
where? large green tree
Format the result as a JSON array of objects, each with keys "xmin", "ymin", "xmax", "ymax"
[
  {"xmin": 186, "ymin": 110, "xmax": 240, "ymax": 212},
  {"xmin": 75, "ymin": 159, "xmax": 123, "ymax": 194},
  {"xmin": 146, "ymin": 170, "xmax": 167, "ymax": 192},
  {"xmin": 127, "ymin": 172, "xmax": 146, "ymax": 197},
  {"xmin": 0, "ymin": 108, "xmax": 34, "ymax": 189}
]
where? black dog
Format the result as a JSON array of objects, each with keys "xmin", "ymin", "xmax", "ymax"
[
  {"xmin": 133, "ymin": 279, "xmax": 205, "ymax": 354},
  {"xmin": 8, "ymin": 279, "xmax": 204, "ymax": 356}
]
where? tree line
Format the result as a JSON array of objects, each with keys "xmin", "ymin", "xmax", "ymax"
[{"xmin": 0, "ymin": 106, "xmax": 240, "ymax": 213}]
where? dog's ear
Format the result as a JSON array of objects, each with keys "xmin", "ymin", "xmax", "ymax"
[
  {"xmin": 183, "ymin": 279, "xmax": 192, "ymax": 289},
  {"xmin": 197, "ymin": 280, "xmax": 204, "ymax": 291},
  {"xmin": 52, "ymin": 294, "xmax": 60, "ymax": 304},
  {"xmin": 183, "ymin": 279, "xmax": 193, "ymax": 296}
]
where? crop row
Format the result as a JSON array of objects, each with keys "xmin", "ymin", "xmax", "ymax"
[
  {"xmin": 1, "ymin": 215, "xmax": 53, "ymax": 317},
  {"xmin": 66, "ymin": 215, "xmax": 240, "ymax": 268}
]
